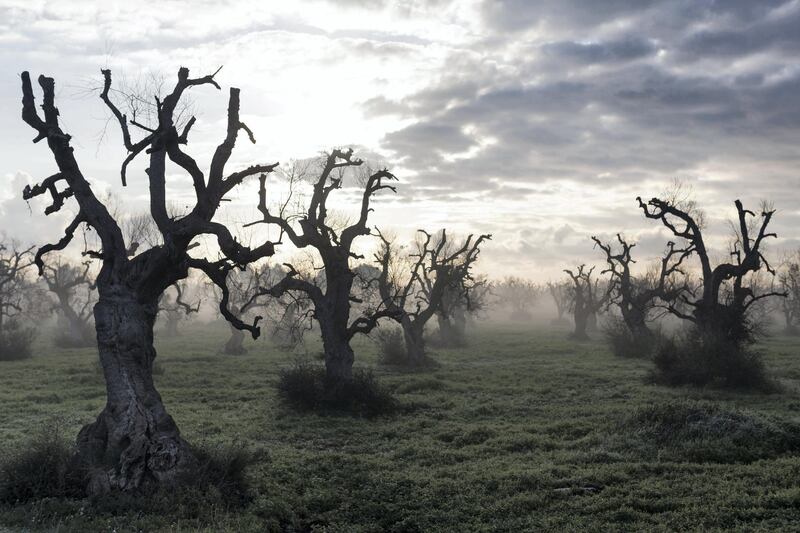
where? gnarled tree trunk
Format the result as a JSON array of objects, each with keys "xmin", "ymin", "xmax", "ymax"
[
  {"xmin": 77, "ymin": 291, "xmax": 194, "ymax": 495},
  {"xmin": 402, "ymin": 318, "xmax": 426, "ymax": 365},
  {"xmin": 318, "ymin": 306, "xmax": 354, "ymax": 382}
]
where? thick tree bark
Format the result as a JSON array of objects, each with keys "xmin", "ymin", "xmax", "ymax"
[
  {"xmin": 77, "ymin": 292, "xmax": 194, "ymax": 495},
  {"xmin": 402, "ymin": 318, "xmax": 426, "ymax": 365},
  {"xmin": 318, "ymin": 308, "xmax": 354, "ymax": 382},
  {"xmin": 572, "ymin": 308, "xmax": 589, "ymax": 340}
]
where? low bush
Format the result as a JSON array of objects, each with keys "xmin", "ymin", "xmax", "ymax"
[
  {"xmin": 277, "ymin": 361, "xmax": 396, "ymax": 417},
  {"xmin": 376, "ymin": 328, "xmax": 438, "ymax": 369},
  {"xmin": 0, "ymin": 421, "xmax": 83, "ymax": 504},
  {"xmin": 0, "ymin": 320, "xmax": 36, "ymax": 361},
  {"xmin": 650, "ymin": 329, "xmax": 772, "ymax": 390},
  {"xmin": 0, "ymin": 420, "xmax": 258, "ymax": 515},
  {"xmin": 602, "ymin": 317, "xmax": 657, "ymax": 358},
  {"xmin": 623, "ymin": 400, "xmax": 800, "ymax": 462},
  {"xmin": 375, "ymin": 327, "xmax": 407, "ymax": 366}
]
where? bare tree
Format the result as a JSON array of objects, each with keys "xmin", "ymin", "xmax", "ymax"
[
  {"xmin": 42, "ymin": 259, "xmax": 97, "ymax": 347},
  {"xmin": 777, "ymin": 253, "xmax": 800, "ymax": 335},
  {"xmin": 158, "ymin": 281, "xmax": 200, "ymax": 337},
  {"xmin": 637, "ymin": 196, "xmax": 785, "ymax": 344},
  {"xmin": 0, "ymin": 243, "xmax": 36, "ymax": 359},
  {"xmin": 20, "ymin": 67, "xmax": 280, "ymax": 493},
  {"xmin": 591, "ymin": 234, "xmax": 691, "ymax": 339},
  {"xmin": 248, "ymin": 150, "xmax": 398, "ymax": 383},
  {"xmin": 564, "ymin": 265, "xmax": 610, "ymax": 340},
  {"xmin": 547, "ymin": 281, "xmax": 571, "ymax": 326},
  {"xmin": 211, "ymin": 263, "xmax": 278, "ymax": 355},
  {"xmin": 375, "ymin": 229, "xmax": 489, "ymax": 364},
  {"xmin": 495, "ymin": 277, "xmax": 540, "ymax": 322}
]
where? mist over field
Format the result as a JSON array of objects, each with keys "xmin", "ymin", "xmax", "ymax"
[{"xmin": 1, "ymin": 1, "xmax": 800, "ymax": 531}]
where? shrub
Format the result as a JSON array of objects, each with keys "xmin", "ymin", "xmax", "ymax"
[
  {"xmin": 624, "ymin": 400, "xmax": 800, "ymax": 462},
  {"xmin": 375, "ymin": 328, "xmax": 438, "ymax": 369},
  {"xmin": 0, "ymin": 421, "xmax": 84, "ymax": 504},
  {"xmin": 376, "ymin": 328, "xmax": 407, "ymax": 366},
  {"xmin": 1, "ymin": 421, "xmax": 258, "ymax": 513},
  {"xmin": 602, "ymin": 317, "xmax": 657, "ymax": 358},
  {"xmin": 0, "ymin": 320, "xmax": 36, "ymax": 361},
  {"xmin": 277, "ymin": 361, "xmax": 396, "ymax": 416},
  {"xmin": 650, "ymin": 329, "xmax": 772, "ymax": 390}
]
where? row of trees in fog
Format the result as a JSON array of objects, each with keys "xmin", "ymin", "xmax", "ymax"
[{"xmin": 4, "ymin": 65, "xmax": 797, "ymax": 497}]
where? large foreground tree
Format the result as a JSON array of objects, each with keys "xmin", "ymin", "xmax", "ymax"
[{"xmin": 20, "ymin": 67, "xmax": 279, "ymax": 493}]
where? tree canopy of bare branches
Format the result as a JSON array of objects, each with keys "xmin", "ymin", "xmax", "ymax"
[
  {"xmin": 375, "ymin": 229, "xmax": 490, "ymax": 364},
  {"xmin": 247, "ymin": 149, "xmax": 398, "ymax": 382},
  {"xmin": 42, "ymin": 259, "xmax": 97, "ymax": 347},
  {"xmin": 564, "ymin": 265, "xmax": 611, "ymax": 340},
  {"xmin": 591, "ymin": 234, "xmax": 691, "ymax": 339},
  {"xmin": 637, "ymin": 196, "xmax": 785, "ymax": 343}
]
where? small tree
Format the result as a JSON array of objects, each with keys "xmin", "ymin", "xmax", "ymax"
[
  {"xmin": 248, "ymin": 150, "xmax": 398, "ymax": 383},
  {"xmin": 495, "ymin": 277, "xmax": 541, "ymax": 322},
  {"xmin": 564, "ymin": 265, "xmax": 610, "ymax": 340},
  {"xmin": 777, "ymin": 253, "xmax": 800, "ymax": 335},
  {"xmin": 547, "ymin": 281, "xmax": 571, "ymax": 326},
  {"xmin": 592, "ymin": 234, "xmax": 691, "ymax": 339},
  {"xmin": 42, "ymin": 259, "xmax": 97, "ymax": 348},
  {"xmin": 158, "ymin": 281, "xmax": 200, "ymax": 337},
  {"xmin": 212, "ymin": 264, "xmax": 276, "ymax": 355},
  {"xmin": 0, "ymin": 243, "xmax": 35, "ymax": 360},
  {"xmin": 375, "ymin": 229, "xmax": 489, "ymax": 365}
]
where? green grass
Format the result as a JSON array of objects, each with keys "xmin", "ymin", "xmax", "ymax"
[{"xmin": 1, "ymin": 321, "xmax": 800, "ymax": 531}]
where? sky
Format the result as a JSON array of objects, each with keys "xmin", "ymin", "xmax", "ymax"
[{"xmin": 1, "ymin": 0, "xmax": 799, "ymax": 281}]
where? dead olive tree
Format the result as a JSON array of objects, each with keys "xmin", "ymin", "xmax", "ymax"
[
  {"xmin": 564, "ymin": 265, "xmax": 610, "ymax": 340},
  {"xmin": 20, "ymin": 67, "xmax": 279, "ymax": 493},
  {"xmin": 158, "ymin": 281, "xmax": 200, "ymax": 337},
  {"xmin": 637, "ymin": 197, "xmax": 784, "ymax": 344},
  {"xmin": 0, "ymin": 243, "xmax": 35, "ymax": 359},
  {"xmin": 248, "ymin": 150, "xmax": 398, "ymax": 383},
  {"xmin": 212, "ymin": 263, "xmax": 277, "ymax": 355},
  {"xmin": 375, "ymin": 229, "xmax": 489, "ymax": 365},
  {"xmin": 592, "ymin": 234, "xmax": 691, "ymax": 340},
  {"xmin": 496, "ymin": 277, "xmax": 540, "ymax": 322},
  {"xmin": 547, "ymin": 281, "xmax": 571, "ymax": 326},
  {"xmin": 42, "ymin": 259, "xmax": 97, "ymax": 347},
  {"xmin": 777, "ymin": 253, "xmax": 800, "ymax": 335}
]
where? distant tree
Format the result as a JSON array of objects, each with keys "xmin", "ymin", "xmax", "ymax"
[
  {"xmin": 592, "ymin": 234, "xmax": 691, "ymax": 340},
  {"xmin": 247, "ymin": 150, "xmax": 398, "ymax": 383},
  {"xmin": 777, "ymin": 253, "xmax": 800, "ymax": 335},
  {"xmin": 158, "ymin": 281, "xmax": 200, "ymax": 337},
  {"xmin": 547, "ymin": 281, "xmax": 571, "ymax": 326},
  {"xmin": 20, "ymin": 67, "xmax": 280, "ymax": 492},
  {"xmin": 375, "ymin": 229, "xmax": 489, "ymax": 364},
  {"xmin": 564, "ymin": 265, "xmax": 611, "ymax": 340},
  {"xmin": 0, "ymin": 243, "xmax": 36, "ymax": 360},
  {"xmin": 495, "ymin": 276, "xmax": 540, "ymax": 322},
  {"xmin": 42, "ymin": 259, "xmax": 96, "ymax": 348},
  {"xmin": 212, "ymin": 264, "xmax": 277, "ymax": 355}
]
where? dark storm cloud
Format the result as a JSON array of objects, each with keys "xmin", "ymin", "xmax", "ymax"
[
  {"xmin": 541, "ymin": 37, "xmax": 657, "ymax": 64},
  {"xmin": 370, "ymin": 0, "xmax": 800, "ymax": 206}
]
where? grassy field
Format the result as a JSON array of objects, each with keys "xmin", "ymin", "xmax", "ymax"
[{"xmin": 1, "ymin": 321, "xmax": 800, "ymax": 531}]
